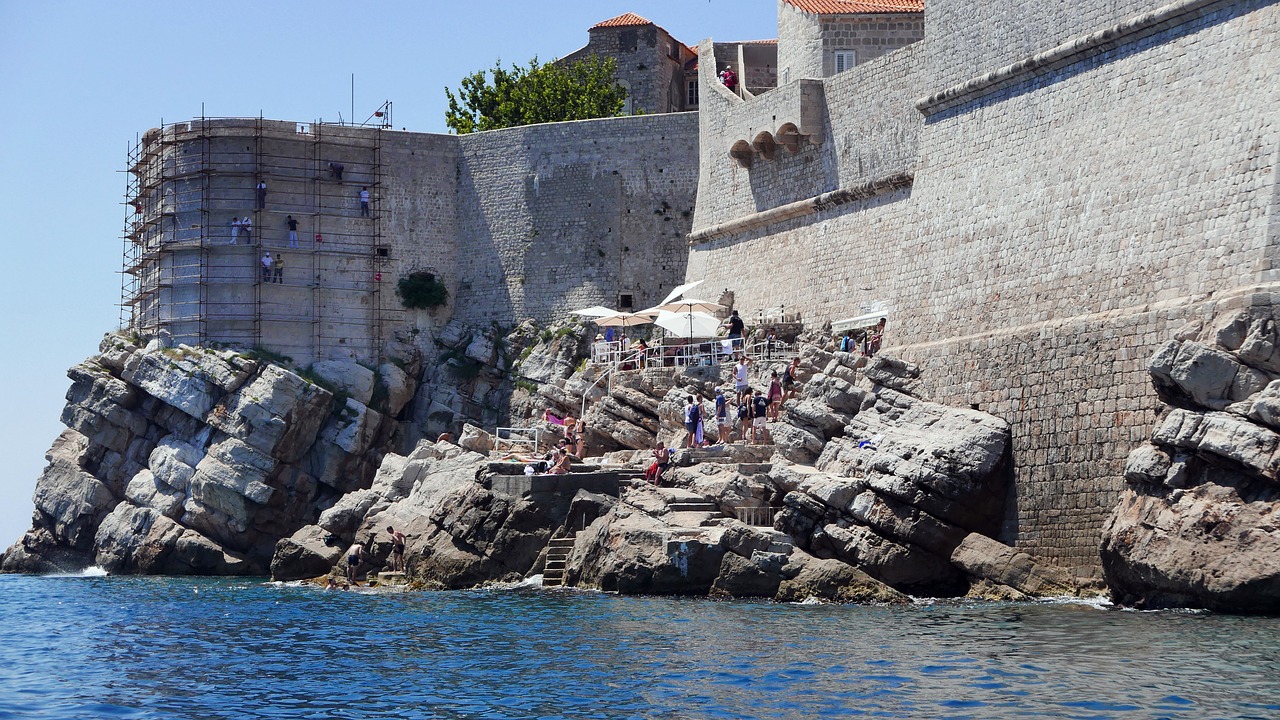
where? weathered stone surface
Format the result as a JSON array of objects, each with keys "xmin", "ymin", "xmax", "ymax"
[
  {"xmin": 458, "ymin": 423, "xmax": 494, "ymax": 455},
  {"xmin": 1151, "ymin": 409, "xmax": 1280, "ymax": 480},
  {"xmin": 1124, "ymin": 442, "xmax": 1173, "ymax": 485},
  {"xmin": 1229, "ymin": 380, "xmax": 1280, "ymax": 433},
  {"xmin": 769, "ymin": 422, "xmax": 826, "ymax": 464},
  {"xmin": 377, "ymin": 362, "xmax": 415, "ymax": 417},
  {"xmin": 1150, "ymin": 341, "xmax": 1262, "ymax": 410},
  {"xmin": 122, "ymin": 347, "xmax": 250, "ymax": 419},
  {"xmin": 950, "ymin": 533, "xmax": 1073, "ymax": 597},
  {"xmin": 1101, "ymin": 469, "xmax": 1280, "ymax": 613},
  {"xmin": 30, "ymin": 430, "xmax": 118, "ymax": 551},
  {"xmin": 861, "ymin": 355, "xmax": 921, "ymax": 394},
  {"xmin": 271, "ymin": 525, "xmax": 344, "ymax": 581},
  {"xmin": 207, "ymin": 364, "xmax": 331, "ymax": 462},
  {"xmin": 799, "ymin": 373, "xmax": 865, "ymax": 415},
  {"xmin": 124, "ymin": 469, "xmax": 185, "ymax": 518},
  {"xmin": 568, "ymin": 503, "xmax": 725, "ymax": 594},
  {"xmin": 775, "ymin": 549, "xmax": 908, "ymax": 604},
  {"xmin": 309, "ymin": 360, "xmax": 376, "ymax": 406},
  {"xmin": 318, "ymin": 490, "xmax": 380, "ymax": 536},
  {"xmin": 710, "ymin": 551, "xmax": 781, "ymax": 598},
  {"xmin": 811, "ymin": 522, "xmax": 967, "ymax": 596}
]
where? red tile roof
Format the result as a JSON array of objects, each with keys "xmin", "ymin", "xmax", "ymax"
[
  {"xmin": 783, "ymin": 0, "xmax": 924, "ymax": 14},
  {"xmin": 592, "ymin": 12, "xmax": 655, "ymax": 29}
]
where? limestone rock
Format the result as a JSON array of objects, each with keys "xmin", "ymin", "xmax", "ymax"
[
  {"xmin": 811, "ymin": 522, "xmax": 967, "ymax": 595},
  {"xmin": 1150, "ymin": 341, "xmax": 1265, "ymax": 410},
  {"xmin": 861, "ymin": 355, "xmax": 921, "ymax": 395},
  {"xmin": 950, "ymin": 533, "xmax": 1073, "ymax": 597},
  {"xmin": 768, "ymin": 421, "xmax": 825, "ymax": 464},
  {"xmin": 775, "ymin": 549, "xmax": 908, "ymax": 604},
  {"xmin": 1151, "ymin": 409, "xmax": 1280, "ymax": 480},
  {"xmin": 710, "ymin": 551, "xmax": 781, "ymax": 598},
  {"xmin": 309, "ymin": 360, "xmax": 376, "ymax": 406},
  {"xmin": 1228, "ymin": 380, "xmax": 1280, "ymax": 433},
  {"xmin": 377, "ymin": 362, "xmax": 415, "ymax": 417},
  {"xmin": 207, "ymin": 364, "xmax": 332, "ymax": 462},
  {"xmin": 458, "ymin": 423, "xmax": 494, "ymax": 455},
  {"xmin": 1101, "ymin": 467, "xmax": 1280, "ymax": 613},
  {"xmin": 568, "ymin": 503, "xmax": 725, "ymax": 594},
  {"xmin": 271, "ymin": 525, "xmax": 344, "ymax": 581},
  {"xmin": 1124, "ymin": 442, "xmax": 1173, "ymax": 485}
]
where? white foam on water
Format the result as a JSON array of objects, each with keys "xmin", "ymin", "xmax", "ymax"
[{"xmin": 41, "ymin": 565, "xmax": 109, "ymax": 578}]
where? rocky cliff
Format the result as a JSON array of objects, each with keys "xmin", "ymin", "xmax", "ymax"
[
  {"xmin": 271, "ymin": 335, "xmax": 1074, "ymax": 603},
  {"xmin": 2, "ymin": 334, "xmax": 417, "ymax": 575},
  {"xmin": 1101, "ymin": 307, "xmax": 1280, "ymax": 613}
]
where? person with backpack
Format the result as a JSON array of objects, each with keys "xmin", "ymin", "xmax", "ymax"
[
  {"xmin": 683, "ymin": 395, "xmax": 701, "ymax": 448},
  {"xmin": 751, "ymin": 389, "xmax": 771, "ymax": 445}
]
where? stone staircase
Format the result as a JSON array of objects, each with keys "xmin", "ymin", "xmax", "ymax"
[{"xmin": 542, "ymin": 535, "xmax": 576, "ymax": 588}]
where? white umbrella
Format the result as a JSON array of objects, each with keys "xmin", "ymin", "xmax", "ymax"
[
  {"xmin": 594, "ymin": 312, "xmax": 654, "ymax": 328},
  {"xmin": 659, "ymin": 279, "xmax": 704, "ymax": 306},
  {"xmin": 654, "ymin": 310, "xmax": 720, "ymax": 338},
  {"xmin": 649, "ymin": 298, "xmax": 725, "ymax": 315},
  {"xmin": 570, "ymin": 305, "xmax": 618, "ymax": 317}
]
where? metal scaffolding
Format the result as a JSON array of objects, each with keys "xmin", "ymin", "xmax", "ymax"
[{"xmin": 120, "ymin": 113, "xmax": 397, "ymax": 364}]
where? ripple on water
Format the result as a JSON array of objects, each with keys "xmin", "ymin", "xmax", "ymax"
[{"xmin": 1, "ymin": 575, "xmax": 1279, "ymax": 719}]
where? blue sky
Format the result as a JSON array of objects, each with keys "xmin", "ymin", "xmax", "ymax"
[{"xmin": 0, "ymin": 1, "xmax": 778, "ymax": 547}]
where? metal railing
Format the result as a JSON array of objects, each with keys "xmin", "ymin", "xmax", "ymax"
[
  {"xmin": 494, "ymin": 426, "xmax": 542, "ymax": 453},
  {"xmin": 734, "ymin": 506, "xmax": 781, "ymax": 528}
]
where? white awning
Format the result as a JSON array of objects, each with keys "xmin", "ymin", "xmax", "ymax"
[{"xmin": 832, "ymin": 311, "xmax": 888, "ymax": 334}]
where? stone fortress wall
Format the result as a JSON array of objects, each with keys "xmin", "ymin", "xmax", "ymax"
[
  {"xmin": 688, "ymin": 0, "xmax": 1279, "ymax": 580},
  {"xmin": 124, "ymin": 115, "xmax": 698, "ymax": 366},
  {"xmin": 121, "ymin": 0, "xmax": 1277, "ymax": 581}
]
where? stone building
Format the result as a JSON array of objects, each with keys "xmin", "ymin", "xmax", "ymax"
[
  {"xmin": 777, "ymin": 0, "xmax": 926, "ymax": 83},
  {"xmin": 560, "ymin": 13, "xmax": 701, "ymax": 115}
]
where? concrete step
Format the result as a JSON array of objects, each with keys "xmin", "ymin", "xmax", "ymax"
[
  {"xmin": 376, "ymin": 571, "xmax": 407, "ymax": 585},
  {"xmin": 544, "ymin": 559, "xmax": 566, "ymax": 569},
  {"xmin": 547, "ymin": 537, "xmax": 577, "ymax": 548}
]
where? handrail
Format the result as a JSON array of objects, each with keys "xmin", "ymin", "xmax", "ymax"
[
  {"xmin": 494, "ymin": 426, "xmax": 541, "ymax": 453},
  {"xmin": 734, "ymin": 505, "xmax": 782, "ymax": 528}
]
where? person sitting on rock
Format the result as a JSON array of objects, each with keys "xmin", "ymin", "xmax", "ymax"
[
  {"xmin": 645, "ymin": 443, "xmax": 670, "ymax": 485},
  {"xmin": 546, "ymin": 448, "xmax": 572, "ymax": 475}
]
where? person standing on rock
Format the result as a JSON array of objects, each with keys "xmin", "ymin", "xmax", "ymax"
[
  {"xmin": 715, "ymin": 388, "xmax": 730, "ymax": 443},
  {"xmin": 683, "ymin": 395, "xmax": 701, "ymax": 449},
  {"xmin": 345, "ymin": 541, "xmax": 364, "ymax": 585},
  {"xmin": 767, "ymin": 370, "xmax": 783, "ymax": 421},
  {"xmin": 734, "ymin": 355, "xmax": 751, "ymax": 400},
  {"xmin": 736, "ymin": 390, "xmax": 752, "ymax": 444},
  {"xmin": 782, "ymin": 357, "xmax": 801, "ymax": 404},
  {"xmin": 386, "ymin": 526, "xmax": 406, "ymax": 573},
  {"xmin": 751, "ymin": 389, "xmax": 770, "ymax": 445}
]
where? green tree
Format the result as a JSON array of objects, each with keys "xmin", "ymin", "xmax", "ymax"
[{"xmin": 445, "ymin": 56, "xmax": 627, "ymax": 134}]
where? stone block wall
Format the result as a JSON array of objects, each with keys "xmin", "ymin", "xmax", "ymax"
[
  {"xmin": 777, "ymin": 0, "xmax": 924, "ymax": 83},
  {"xmin": 562, "ymin": 23, "xmax": 693, "ymax": 114},
  {"xmin": 694, "ymin": 40, "xmax": 924, "ymax": 233},
  {"xmin": 927, "ymin": 0, "xmax": 1166, "ymax": 89},
  {"xmin": 453, "ymin": 113, "xmax": 699, "ymax": 326},
  {"xmin": 687, "ymin": 0, "xmax": 1279, "ymax": 579}
]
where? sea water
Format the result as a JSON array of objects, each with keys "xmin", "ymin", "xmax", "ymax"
[{"xmin": 1, "ymin": 574, "xmax": 1278, "ymax": 719}]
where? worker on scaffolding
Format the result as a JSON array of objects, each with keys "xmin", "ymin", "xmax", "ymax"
[
  {"xmin": 273, "ymin": 254, "xmax": 284, "ymax": 284},
  {"xmin": 328, "ymin": 162, "xmax": 344, "ymax": 181},
  {"xmin": 241, "ymin": 216, "xmax": 253, "ymax": 244},
  {"xmin": 260, "ymin": 251, "xmax": 273, "ymax": 283},
  {"xmin": 286, "ymin": 215, "xmax": 299, "ymax": 248},
  {"xmin": 359, "ymin": 187, "xmax": 370, "ymax": 217},
  {"xmin": 230, "ymin": 216, "xmax": 241, "ymax": 244},
  {"xmin": 256, "ymin": 180, "xmax": 267, "ymax": 209}
]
